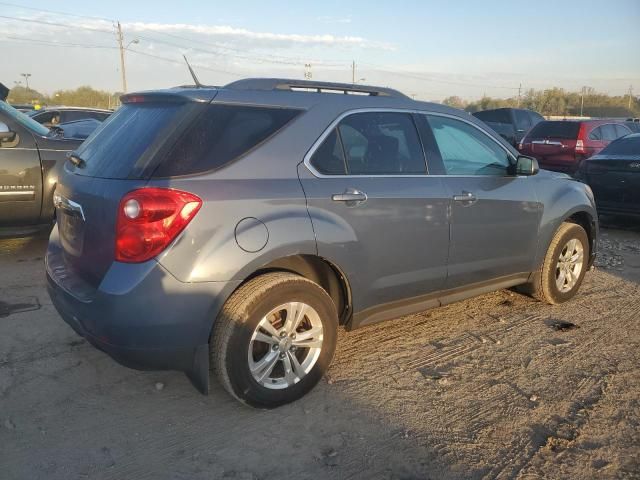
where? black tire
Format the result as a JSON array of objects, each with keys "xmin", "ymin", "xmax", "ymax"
[
  {"xmin": 521, "ymin": 222, "xmax": 590, "ymax": 304},
  {"xmin": 211, "ymin": 272, "xmax": 338, "ymax": 408}
]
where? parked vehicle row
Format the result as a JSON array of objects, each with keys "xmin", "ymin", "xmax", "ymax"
[
  {"xmin": 519, "ymin": 119, "xmax": 632, "ymax": 174},
  {"xmin": 0, "ymin": 85, "xmax": 112, "ymax": 235},
  {"xmin": 45, "ymin": 78, "xmax": 598, "ymax": 408},
  {"xmin": 577, "ymin": 133, "xmax": 640, "ymax": 218},
  {"xmin": 472, "ymin": 108, "xmax": 636, "ymax": 176}
]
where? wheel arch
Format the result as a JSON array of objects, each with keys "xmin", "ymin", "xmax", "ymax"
[
  {"xmin": 242, "ymin": 254, "xmax": 353, "ymax": 326},
  {"xmin": 564, "ymin": 210, "xmax": 597, "ymax": 266}
]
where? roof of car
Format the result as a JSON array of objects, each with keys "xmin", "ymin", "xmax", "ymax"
[
  {"xmin": 124, "ymin": 77, "xmax": 468, "ymax": 118},
  {"xmin": 35, "ymin": 106, "xmax": 113, "ymax": 113}
]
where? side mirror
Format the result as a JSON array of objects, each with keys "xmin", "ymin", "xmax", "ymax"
[
  {"xmin": 515, "ymin": 155, "xmax": 539, "ymax": 176},
  {"xmin": 0, "ymin": 122, "xmax": 17, "ymax": 143}
]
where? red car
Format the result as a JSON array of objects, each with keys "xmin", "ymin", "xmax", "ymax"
[{"xmin": 519, "ymin": 120, "xmax": 632, "ymax": 173}]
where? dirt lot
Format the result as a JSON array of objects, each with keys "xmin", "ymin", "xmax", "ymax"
[{"xmin": 1, "ymin": 219, "xmax": 639, "ymax": 480}]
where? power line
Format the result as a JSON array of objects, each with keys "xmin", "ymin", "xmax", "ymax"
[
  {"xmin": 126, "ymin": 49, "xmax": 243, "ymax": 78},
  {"xmin": 359, "ymin": 62, "xmax": 521, "ymax": 91},
  {"xmin": 0, "ymin": 2, "xmax": 343, "ymax": 66},
  {"xmin": 0, "ymin": 35, "xmax": 116, "ymax": 49},
  {"xmin": 0, "ymin": 11, "xmax": 343, "ymax": 68},
  {"xmin": 0, "ymin": 1, "xmax": 115, "ymax": 22}
]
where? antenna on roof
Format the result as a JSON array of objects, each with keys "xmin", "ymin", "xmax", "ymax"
[{"xmin": 183, "ymin": 55, "xmax": 203, "ymax": 88}]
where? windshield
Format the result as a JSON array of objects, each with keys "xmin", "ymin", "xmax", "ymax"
[{"xmin": 0, "ymin": 101, "xmax": 50, "ymax": 136}]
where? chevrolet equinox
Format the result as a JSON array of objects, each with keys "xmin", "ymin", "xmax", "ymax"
[{"xmin": 46, "ymin": 79, "xmax": 598, "ymax": 408}]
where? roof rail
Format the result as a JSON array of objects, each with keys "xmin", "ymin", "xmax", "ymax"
[{"xmin": 223, "ymin": 78, "xmax": 410, "ymax": 99}]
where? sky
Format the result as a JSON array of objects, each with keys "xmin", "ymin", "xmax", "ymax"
[{"xmin": 1, "ymin": 0, "xmax": 639, "ymax": 101}]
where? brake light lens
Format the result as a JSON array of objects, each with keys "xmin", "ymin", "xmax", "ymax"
[
  {"xmin": 575, "ymin": 139, "xmax": 585, "ymax": 154},
  {"xmin": 115, "ymin": 187, "xmax": 202, "ymax": 263}
]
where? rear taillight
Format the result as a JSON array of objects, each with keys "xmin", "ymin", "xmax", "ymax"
[
  {"xmin": 576, "ymin": 123, "xmax": 586, "ymax": 154},
  {"xmin": 115, "ymin": 187, "xmax": 202, "ymax": 263}
]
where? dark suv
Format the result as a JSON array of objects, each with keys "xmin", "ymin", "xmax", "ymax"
[
  {"xmin": 47, "ymin": 79, "xmax": 598, "ymax": 408},
  {"xmin": 472, "ymin": 108, "xmax": 543, "ymax": 147}
]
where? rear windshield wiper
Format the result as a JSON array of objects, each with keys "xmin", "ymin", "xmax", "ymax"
[{"xmin": 68, "ymin": 153, "xmax": 86, "ymax": 168}]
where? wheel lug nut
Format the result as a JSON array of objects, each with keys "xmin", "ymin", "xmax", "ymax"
[
  {"xmin": 290, "ymin": 333, "xmax": 296, "ymax": 339},
  {"xmin": 273, "ymin": 345, "xmax": 279, "ymax": 350},
  {"xmin": 279, "ymin": 353, "xmax": 285, "ymax": 359}
]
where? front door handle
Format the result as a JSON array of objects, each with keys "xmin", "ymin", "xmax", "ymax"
[
  {"xmin": 453, "ymin": 191, "xmax": 477, "ymax": 204},
  {"xmin": 332, "ymin": 188, "xmax": 368, "ymax": 206}
]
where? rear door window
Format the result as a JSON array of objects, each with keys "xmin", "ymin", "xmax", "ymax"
[
  {"xmin": 336, "ymin": 112, "xmax": 426, "ymax": 175},
  {"xmin": 614, "ymin": 124, "xmax": 631, "ymax": 138},
  {"xmin": 600, "ymin": 124, "xmax": 618, "ymax": 141},
  {"xmin": 310, "ymin": 129, "xmax": 347, "ymax": 175},
  {"xmin": 589, "ymin": 127, "xmax": 603, "ymax": 141},
  {"xmin": 154, "ymin": 104, "xmax": 301, "ymax": 177}
]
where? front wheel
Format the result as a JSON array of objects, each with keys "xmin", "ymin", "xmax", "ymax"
[
  {"xmin": 523, "ymin": 222, "xmax": 590, "ymax": 304},
  {"xmin": 211, "ymin": 272, "xmax": 338, "ymax": 408}
]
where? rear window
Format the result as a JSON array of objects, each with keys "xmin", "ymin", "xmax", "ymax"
[
  {"xmin": 473, "ymin": 109, "xmax": 511, "ymax": 124},
  {"xmin": 599, "ymin": 136, "xmax": 640, "ymax": 156},
  {"xmin": 154, "ymin": 104, "xmax": 301, "ymax": 177},
  {"xmin": 73, "ymin": 102, "xmax": 192, "ymax": 179},
  {"xmin": 527, "ymin": 121, "xmax": 580, "ymax": 139}
]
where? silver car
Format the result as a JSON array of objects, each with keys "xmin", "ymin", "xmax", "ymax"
[{"xmin": 46, "ymin": 79, "xmax": 598, "ymax": 408}]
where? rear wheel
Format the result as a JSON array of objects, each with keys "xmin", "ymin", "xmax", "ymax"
[
  {"xmin": 211, "ymin": 272, "xmax": 338, "ymax": 408},
  {"xmin": 521, "ymin": 222, "xmax": 589, "ymax": 304}
]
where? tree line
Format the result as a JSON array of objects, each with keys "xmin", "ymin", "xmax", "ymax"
[
  {"xmin": 443, "ymin": 87, "xmax": 639, "ymax": 117},
  {"xmin": 7, "ymin": 84, "xmax": 639, "ymax": 118},
  {"xmin": 7, "ymin": 85, "xmax": 120, "ymax": 110}
]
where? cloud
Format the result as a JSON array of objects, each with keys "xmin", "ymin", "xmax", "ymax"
[
  {"xmin": 122, "ymin": 21, "xmax": 391, "ymax": 50},
  {"xmin": 316, "ymin": 15, "xmax": 353, "ymax": 24}
]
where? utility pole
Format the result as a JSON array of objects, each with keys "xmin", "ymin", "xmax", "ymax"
[
  {"xmin": 352, "ymin": 60, "xmax": 356, "ymax": 84},
  {"xmin": 117, "ymin": 22, "xmax": 127, "ymax": 93},
  {"xmin": 580, "ymin": 86, "xmax": 586, "ymax": 117},
  {"xmin": 20, "ymin": 73, "xmax": 31, "ymax": 91},
  {"xmin": 517, "ymin": 83, "xmax": 522, "ymax": 108},
  {"xmin": 629, "ymin": 85, "xmax": 634, "ymax": 111}
]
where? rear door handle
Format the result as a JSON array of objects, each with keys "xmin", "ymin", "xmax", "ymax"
[
  {"xmin": 453, "ymin": 191, "xmax": 477, "ymax": 204},
  {"xmin": 332, "ymin": 188, "xmax": 367, "ymax": 205}
]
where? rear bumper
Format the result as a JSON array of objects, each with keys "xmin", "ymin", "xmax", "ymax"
[
  {"xmin": 47, "ymin": 275, "xmax": 203, "ymax": 372},
  {"xmin": 46, "ymin": 229, "xmax": 240, "ymax": 388}
]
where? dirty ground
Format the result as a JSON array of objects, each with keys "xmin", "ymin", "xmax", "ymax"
[{"xmin": 1, "ymin": 218, "xmax": 639, "ymax": 479}]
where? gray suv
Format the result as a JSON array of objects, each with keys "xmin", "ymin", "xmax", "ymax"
[{"xmin": 46, "ymin": 79, "xmax": 598, "ymax": 408}]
